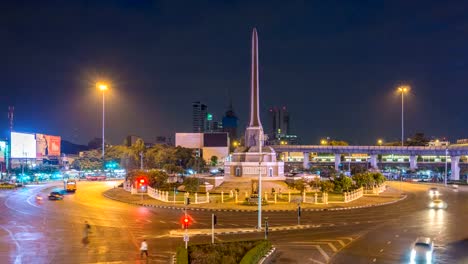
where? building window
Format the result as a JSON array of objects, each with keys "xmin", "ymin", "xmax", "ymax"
[
  {"xmin": 235, "ymin": 167, "xmax": 241, "ymax": 176},
  {"xmin": 269, "ymin": 168, "xmax": 273, "ymax": 177}
]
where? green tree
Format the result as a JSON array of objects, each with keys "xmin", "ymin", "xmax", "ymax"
[
  {"xmin": 371, "ymin": 172, "xmax": 386, "ymax": 186},
  {"xmin": 148, "ymin": 170, "xmax": 169, "ymax": 189},
  {"xmin": 329, "ymin": 140, "xmax": 349, "ymax": 146},
  {"xmin": 320, "ymin": 180, "xmax": 335, "ymax": 193},
  {"xmin": 352, "ymin": 173, "xmax": 367, "ymax": 188},
  {"xmin": 162, "ymin": 164, "xmax": 184, "ymax": 174},
  {"xmin": 406, "ymin": 132, "xmax": 429, "ymax": 146},
  {"xmin": 183, "ymin": 177, "xmax": 200, "ymax": 193},
  {"xmin": 210, "ymin": 156, "xmax": 218, "ymax": 166},
  {"xmin": 335, "ymin": 175, "xmax": 352, "ymax": 192},
  {"xmin": 294, "ymin": 179, "xmax": 306, "ymax": 193}
]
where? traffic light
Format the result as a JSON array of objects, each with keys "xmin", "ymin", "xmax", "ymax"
[
  {"xmin": 181, "ymin": 215, "xmax": 191, "ymax": 229},
  {"xmin": 213, "ymin": 214, "xmax": 217, "ymax": 225}
]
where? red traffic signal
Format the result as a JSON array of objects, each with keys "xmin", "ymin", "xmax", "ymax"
[
  {"xmin": 181, "ymin": 215, "xmax": 192, "ymax": 229},
  {"xmin": 135, "ymin": 176, "xmax": 148, "ymax": 187}
]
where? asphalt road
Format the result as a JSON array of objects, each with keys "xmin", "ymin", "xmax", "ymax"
[{"xmin": 0, "ymin": 181, "xmax": 466, "ymax": 263}]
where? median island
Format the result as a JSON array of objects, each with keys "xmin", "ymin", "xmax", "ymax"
[{"xmin": 104, "ymin": 170, "xmax": 405, "ymax": 211}]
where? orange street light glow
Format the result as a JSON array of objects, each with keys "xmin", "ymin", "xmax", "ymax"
[
  {"xmin": 398, "ymin": 85, "xmax": 409, "ymax": 93},
  {"xmin": 97, "ymin": 83, "xmax": 108, "ymax": 91}
]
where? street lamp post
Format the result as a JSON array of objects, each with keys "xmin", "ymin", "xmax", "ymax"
[
  {"xmin": 444, "ymin": 148, "xmax": 448, "ymax": 186},
  {"xmin": 397, "ymin": 86, "xmax": 409, "ymax": 146},
  {"xmin": 97, "ymin": 83, "xmax": 108, "ymax": 166},
  {"xmin": 257, "ymin": 133, "xmax": 263, "ymax": 230}
]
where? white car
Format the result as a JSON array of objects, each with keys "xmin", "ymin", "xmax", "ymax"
[
  {"xmin": 410, "ymin": 237, "xmax": 434, "ymax": 263},
  {"xmin": 428, "ymin": 187, "xmax": 439, "ymax": 197},
  {"xmin": 428, "ymin": 199, "xmax": 447, "ymax": 209}
]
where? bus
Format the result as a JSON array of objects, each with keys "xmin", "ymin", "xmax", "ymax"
[{"xmin": 65, "ymin": 179, "xmax": 77, "ymax": 192}]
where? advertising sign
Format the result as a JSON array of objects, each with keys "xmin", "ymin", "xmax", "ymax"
[
  {"xmin": 11, "ymin": 132, "xmax": 37, "ymax": 158},
  {"xmin": 0, "ymin": 141, "xmax": 5, "ymax": 162},
  {"xmin": 36, "ymin": 134, "xmax": 61, "ymax": 158}
]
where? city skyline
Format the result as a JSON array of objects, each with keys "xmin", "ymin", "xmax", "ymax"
[{"xmin": 1, "ymin": 1, "xmax": 467, "ymax": 145}]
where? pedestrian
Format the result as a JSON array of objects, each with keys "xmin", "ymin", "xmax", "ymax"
[
  {"xmin": 140, "ymin": 239, "xmax": 148, "ymax": 259},
  {"xmin": 82, "ymin": 221, "xmax": 91, "ymax": 245}
]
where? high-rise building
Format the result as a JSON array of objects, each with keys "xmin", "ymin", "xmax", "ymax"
[
  {"xmin": 205, "ymin": 113, "xmax": 223, "ymax": 133},
  {"xmin": 269, "ymin": 106, "xmax": 289, "ymax": 137},
  {"xmin": 222, "ymin": 102, "xmax": 238, "ymax": 140},
  {"xmin": 192, "ymin": 101, "xmax": 208, "ymax": 133}
]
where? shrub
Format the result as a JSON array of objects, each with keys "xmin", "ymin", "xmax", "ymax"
[
  {"xmin": 188, "ymin": 240, "xmax": 262, "ymax": 264},
  {"xmin": 183, "ymin": 177, "xmax": 200, "ymax": 193},
  {"xmin": 320, "ymin": 180, "xmax": 335, "ymax": 193},
  {"xmin": 176, "ymin": 246, "xmax": 188, "ymax": 264},
  {"xmin": 239, "ymin": 240, "xmax": 272, "ymax": 264}
]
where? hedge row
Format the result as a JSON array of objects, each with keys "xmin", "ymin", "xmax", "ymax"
[
  {"xmin": 239, "ymin": 240, "xmax": 272, "ymax": 264},
  {"xmin": 176, "ymin": 246, "xmax": 188, "ymax": 264},
  {"xmin": 0, "ymin": 185, "xmax": 15, "ymax": 189}
]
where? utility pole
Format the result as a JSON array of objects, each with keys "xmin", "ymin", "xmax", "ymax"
[
  {"xmin": 257, "ymin": 133, "xmax": 263, "ymax": 229},
  {"xmin": 297, "ymin": 203, "xmax": 301, "ymax": 225},
  {"xmin": 211, "ymin": 214, "xmax": 217, "ymax": 244},
  {"xmin": 140, "ymin": 151, "xmax": 144, "ymax": 170},
  {"xmin": 444, "ymin": 148, "xmax": 448, "ymax": 186}
]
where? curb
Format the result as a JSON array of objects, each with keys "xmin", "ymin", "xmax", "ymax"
[
  {"xmin": 103, "ymin": 189, "xmax": 407, "ymax": 213},
  {"xmin": 259, "ymin": 247, "xmax": 276, "ymax": 264}
]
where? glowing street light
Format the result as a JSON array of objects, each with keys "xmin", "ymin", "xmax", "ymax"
[
  {"xmin": 98, "ymin": 83, "xmax": 108, "ymax": 91},
  {"xmin": 232, "ymin": 141, "xmax": 239, "ymax": 147},
  {"xmin": 377, "ymin": 139, "xmax": 383, "ymax": 146},
  {"xmin": 320, "ymin": 139, "xmax": 327, "ymax": 145},
  {"xmin": 397, "ymin": 85, "xmax": 409, "ymax": 147},
  {"xmin": 97, "ymin": 82, "xmax": 109, "ymax": 163}
]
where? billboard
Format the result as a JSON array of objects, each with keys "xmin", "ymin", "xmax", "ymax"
[
  {"xmin": 11, "ymin": 132, "xmax": 37, "ymax": 158},
  {"xmin": 203, "ymin": 133, "xmax": 228, "ymax": 147},
  {"xmin": 0, "ymin": 141, "xmax": 5, "ymax": 162},
  {"xmin": 175, "ymin": 133, "xmax": 203, "ymax": 149},
  {"xmin": 36, "ymin": 134, "xmax": 61, "ymax": 158}
]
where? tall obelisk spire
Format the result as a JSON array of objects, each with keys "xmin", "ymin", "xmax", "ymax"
[
  {"xmin": 245, "ymin": 28, "xmax": 264, "ymax": 147},
  {"xmin": 249, "ymin": 28, "xmax": 262, "ymax": 128}
]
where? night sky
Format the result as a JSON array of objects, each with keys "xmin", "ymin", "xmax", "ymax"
[{"xmin": 1, "ymin": 0, "xmax": 467, "ymax": 145}]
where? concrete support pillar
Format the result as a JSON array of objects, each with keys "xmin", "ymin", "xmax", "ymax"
[
  {"xmin": 334, "ymin": 154, "xmax": 341, "ymax": 171},
  {"xmin": 451, "ymin": 156, "xmax": 461, "ymax": 180},
  {"xmin": 409, "ymin": 155, "xmax": 418, "ymax": 170},
  {"xmin": 288, "ymin": 192, "xmax": 291, "ymax": 203},
  {"xmin": 314, "ymin": 193, "xmax": 318, "ymax": 204},
  {"xmin": 235, "ymin": 192, "xmax": 238, "ymax": 203},
  {"xmin": 303, "ymin": 152, "xmax": 310, "ymax": 170},
  {"xmin": 206, "ymin": 192, "xmax": 209, "ymax": 202},
  {"xmin": 369, "ymin": 154, "xmax": 378, "ymax": 169},
  {"xmin": 302, "ymin": 192, "xmax": 306, "ymax": 203},
  {"xmin": 221, "ymin": 191, "xmax": 224, "ymax": 203},
  {"xmin": 195, "ymin": 193, "xmax": 198, "ymax": 204},
  {"xmin": 274, "ymin": 193, "xmax": 277, "ymax": 204}
]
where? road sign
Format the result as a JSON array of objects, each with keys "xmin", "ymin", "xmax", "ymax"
[{"xmin": 183, "ymin": 234, "xmax": 189, "ymax": 242}]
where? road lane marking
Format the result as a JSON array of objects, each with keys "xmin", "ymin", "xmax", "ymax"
[
  {"xmin": 309, "ymin": 259, "xmax": 325, "ymax": 264},
  {"xmin": 372, "ymin": 258, "xmax": 377, "ymax": 262},
  {"xmin": 307, "ymin": 242, "xmax": 338, "ymax": 252},
  {"xmin": 395, "ymin": 234, "xmax": 399, "ymax": 238},
  {"xmin": 337, "ymin": 237, "xmax": 354, "ymax": 243},
  {"xmin": 0, "ymin": 225, "xmax": 22, "ymax": 264},
  {"xmin": 379, "ymin": 249, "xmax": 384, "ymax": 253},
  {"xmin": 387, "ymin": 241, "xmax": 391, "ymax": 245},
  {"xmin": 313, "ymin": 245, "xmax": 330, "ymax": 262},
  {"xmin": 316, "ymin": 239, "xmax": 345, "ymax": 247},
  {"xmin": 159, "ymin": 220, "xmax": 166, "ymax": 224}
]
